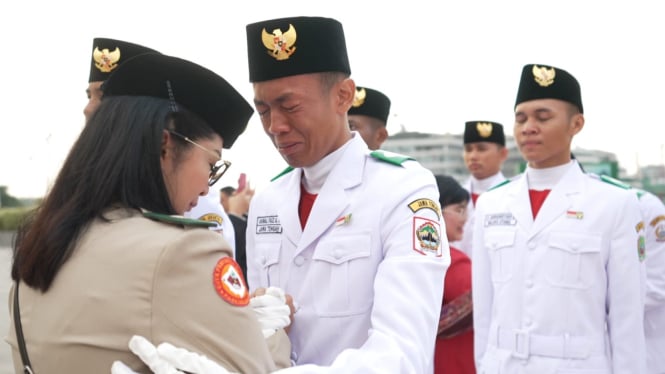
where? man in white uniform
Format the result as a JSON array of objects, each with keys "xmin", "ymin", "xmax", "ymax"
[
  {"xmin": 185, "ymin": 188, "xmax": 236, "ymax": 256},
  {"xmin": 638, "ymin": 188, "xmax": 665, "ymax": 373},
  {"xmin": 451, "ymin": 121, "xmax": 508, "ymax": 257},
  {"xmin": 472, "ymin": 63, "xmax": 647, "ymax": 373},
  {"xmin": 347, "ymin": 86, "xmax": 391, "ymax": 150},
  {"xmin": 244, "ymin": 16, "xmax": 449, "ymax": 373}
]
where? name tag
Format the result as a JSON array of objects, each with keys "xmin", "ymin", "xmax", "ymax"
[
  {"xmin": 256, "ymin": 215, "xmax": 282, "ymax": 234},
  {"xmin": 484, "ymin": 213, "xmax": 516, "ymax": 227}
]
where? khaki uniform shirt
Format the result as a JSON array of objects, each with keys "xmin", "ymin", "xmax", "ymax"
[{"xmin": 7, "ymin": 207, "xmax": 290, "ymax": 373}]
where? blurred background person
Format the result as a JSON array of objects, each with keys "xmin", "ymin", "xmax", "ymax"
[
  {"xmin": 347, "ymin": 86, "xmax": 391, "ymax": 150},
  {"xmin": 434, "ymin": 175, "xmax": 475, "ymax": 374},
  {"xmin": 84, "ymin": 37, "xmax": 158, "ymax": 122},
  {"xmin": 451, "ymin": 120, "xmax": 507, "ymax": 258}
]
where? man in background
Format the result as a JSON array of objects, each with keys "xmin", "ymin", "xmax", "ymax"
[
  {"xmin": 451, "ymin": 121, "xmax": 508, "ymax": 257},
  {"xmin": 347, "ymin": 86, "xmax": 391, "ymax": 150}
]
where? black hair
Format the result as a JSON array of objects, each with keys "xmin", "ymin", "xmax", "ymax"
[
  {"xmin": 435, "ymin": 174, "xmax": 470, "ymax": 208},
  {"xmin": 12, "ymin": 95, "xmax": 215, "ymax": 291}
]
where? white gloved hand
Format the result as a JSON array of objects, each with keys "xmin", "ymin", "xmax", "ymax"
[
  {"xmin": 249, "ymin": 287, "xmax": 291, "ymax": 338},
  {"xmin": 111, "ymin": 335, "xmax": 182, "ymax": 374},
  {"xmin": 111, "ymin": 361, "xmax": 141, "ymax": 374},
  {"xmin": 157, "ymin": 342, "xmax": 237, "ymax": 374},
  {"xmin": 111, "ymin": 335, "xmax": 239, "ymax": 374}
]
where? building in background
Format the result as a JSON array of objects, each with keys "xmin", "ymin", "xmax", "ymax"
[
  {"xmin": 382, "ymin": 131, "xmax": 521, "ymax": 181},
  {"xmin": 382, "ymin": 131, "xmax": 664, "ymax": 201}
]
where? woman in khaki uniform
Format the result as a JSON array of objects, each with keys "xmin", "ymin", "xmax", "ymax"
[{"xmin": 7, "ymin": 53, "xmax": 290, "ymax": 373}]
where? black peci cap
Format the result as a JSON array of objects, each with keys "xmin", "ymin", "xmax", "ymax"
[
  {"xmin": 515, "ymin": 64, "xmax": 583, "ymax": 113},
  {"xmin": 102, "ymin": 53, "xmax": 253, "ymax": 148},
  {"xmin": 348, "ymin": 86, "xmax": 391, "ymax": 125},
  {"xmin": 246, "ymin": 16, "xmax": 351, "ymax": 82},
  {"xmin": 88, "ymin": 38, "xmax": 159, "ymax": 83},
  {"xmin": 464, "ymin": 121, "xmax": 505, "ymax": 146}
]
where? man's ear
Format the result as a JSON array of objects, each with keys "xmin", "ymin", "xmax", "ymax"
[
  {"xmin": 376, "ymin": 126, "xmax": 388, "ymax": 146},
  {"xmin": 571, "ymin": 113, "xmax": 585, "ymax": 136},
  {"xmin": 337, "ymin": 78, "xmax": 356, "ymax": 114}
]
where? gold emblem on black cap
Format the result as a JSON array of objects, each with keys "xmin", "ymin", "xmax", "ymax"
[
  {"xmin": 532, "ymin": 65, "xmax": 556, "ymax": 87},
  {"xmin": 352, "ymin": 88, "xmax": 366, "ymax": 107},
  {"xmin": 93, "ymin": 47, "xmax": 121, "ymax": 73},
  {"xmin": 476, "ymin": 122, "xmax": 493, "ymax": 138},
  {"xmin": 261, "ymin": 24, "xmax": 297, "ymax": 60}
]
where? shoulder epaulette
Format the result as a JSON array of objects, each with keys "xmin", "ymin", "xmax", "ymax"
[
  {"xmin": 142, "ymin": 211, "xmax": 215, "ymax": 228},
  {"xmin": 488, "ymin": 178, "xmax": 512, "ymax": 191},
  {"xmin": 369, "ymin": 150, "xmax": 414, "ymax": 166},
  {"xmin": 634, "ymin": 188, "xmax": 647, "ymax": 199},
  {"xmin": 271, "ymin": 166, "xmax": 294, "ymax": 182},
  {"xmin": 599, "ymin": 175, "xmax": 632, "ymax": 190}
]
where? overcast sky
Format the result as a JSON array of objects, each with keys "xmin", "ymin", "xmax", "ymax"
[{"xmin": 1, "ymin": 0, "xmax": 664, "ymax": 198}]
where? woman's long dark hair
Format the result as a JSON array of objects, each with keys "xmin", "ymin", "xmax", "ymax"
[{"xmin": 12, "ymin": 95, "xmax": 215, "ymax": 291}]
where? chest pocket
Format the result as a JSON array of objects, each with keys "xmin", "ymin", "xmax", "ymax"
[
  {"xmin": 255, "ymin": 242, "xmax": 281, "ymax": 287},
  {"xmin": 545, "ymin": 232, "xmax": 602, "ymax": 289},
  {"xmin": 483, "ymin": 229, "xmax": 516, "ymax": 283},
  {"xmin": 311, "ymin": 232, "xmax": 373, "ymax": 317}
]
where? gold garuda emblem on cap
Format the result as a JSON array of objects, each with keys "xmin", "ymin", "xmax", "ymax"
[
  {"xmin": 532, "ymin": 65, "xmax": 555, "ymax": 87},
  {"xmin": 262, "ymin": 24, "xmax": 297, "ymax": 60},
  {"xmin": 476, "ymin": 122, "xmax": 493, "ymax": 138},
  {"xmin": 352, "ymin": 88, "xmax": 366, "ymax": 107},
  {"xmin": 93, "ymin": 47, "xmax": 121, "ymax": 73}
]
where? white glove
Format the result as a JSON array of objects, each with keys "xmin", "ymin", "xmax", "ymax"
[
  {"xmin": 250, "ymin": 287, "xmax": 291, "ymax": 338},
  {"xmin": 111, "ymin": 335, "xmax": 182, "ymax": 374},
  {"xmin": 111, "ymin": 335, "xmax": 238, "ymax": 374},
  {"xmin": 157, "ymin": 341, "xmax": 237, "ymax": 374}
]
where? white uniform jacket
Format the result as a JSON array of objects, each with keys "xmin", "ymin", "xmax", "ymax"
[
  {"xmin": 247, "ymin": 135, "xmax": 449, "ymax": 373},
  {"xmin": 637, "ymin": 190, "xmax": 665, "ymax": 374},
  {"xmin": 472, "ymin": 162, "xmax": 647, "ymax": 374},
  {"xmin": 451, "ymin": 172, "xmax": 506, "ymax": 258},
  {"xmin": 186, "ymin": 189, "xmax": 236, "ymax": 255}
]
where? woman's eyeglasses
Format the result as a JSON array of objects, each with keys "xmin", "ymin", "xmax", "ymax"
[{"xmin": 168, "ymin": 130, "xmax": 231, "ymax": 186}]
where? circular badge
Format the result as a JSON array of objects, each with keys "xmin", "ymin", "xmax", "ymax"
[{"xmin": 212, "ymin": 257, "xmax": 249, "ymax": 306}]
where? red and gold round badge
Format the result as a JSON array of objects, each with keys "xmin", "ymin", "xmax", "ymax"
[{"xmin": 212, "ymin": 257, "xmax": 249, "ymax": 306}]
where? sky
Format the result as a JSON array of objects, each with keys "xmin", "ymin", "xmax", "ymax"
[{"xmin": 1, "ymin": 0, "xmax": 664, "ymax": 198}]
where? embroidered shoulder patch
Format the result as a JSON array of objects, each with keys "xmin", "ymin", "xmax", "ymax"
[
  {"xmin": 271, "ymin": 166, "xmax": 295, "ymax": 181},
  {"xmin": 370, "ymin": 150, "xmax": 414, "ymax": 166},
  {"xmin": 142, "ymin": 211, "xmax": 215, "ymax": 228},
  {"xmin": 198, "ymin": 213, "xmax": 223, "ymax": 226},
  {"xmin": 412, "ymin": 217, "xmax": 442, "ymax": 257},
  {"xmin": 650, "ymin": 215, "xmax": 665, "ymax": 227},
  {"xmin": 408, "ymin": 198, "xmax": 441, "ymax": 219},
  {"xmin": 655, "ymin": 223, "xmax": 665, "ymax": 242},
  {"xmin": 213, "ymin": 257, "xmax": 249, "ymax": 306}
]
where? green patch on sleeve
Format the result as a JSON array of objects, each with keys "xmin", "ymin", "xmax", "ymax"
[
  {"xmin": 271, "ymin": 166, "xmax": 295, "ymax": 182},
  {"xmin": 142, "ymin": 211, "xmax": 215, "ymax": 228},
  {"xmin": 599, "ymin": 175, "xmax": 632, "ymax": 190},
  {"xmin": 370, "ymin": 150, "xmax": 414, "ymax": 166},
  {"xmin": 488, "ymin": 179, "xmax": 511, "ymax": 191}
]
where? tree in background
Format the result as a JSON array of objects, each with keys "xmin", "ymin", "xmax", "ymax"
[{"xmin": 0, "ymin": 186, "xmax": 22, "ymax": 208}]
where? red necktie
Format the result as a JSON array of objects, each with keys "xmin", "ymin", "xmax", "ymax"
[
  {"xmin": 528, "ymin": 189, "xmax": 551, "ymax": 218},
  {"xmin": 298, "ymin": 183, "xmax": 318, "ymax": 229},
  {"xmin": 471, "ymin": 193, "xmax": 480, "ymax": 207}
]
